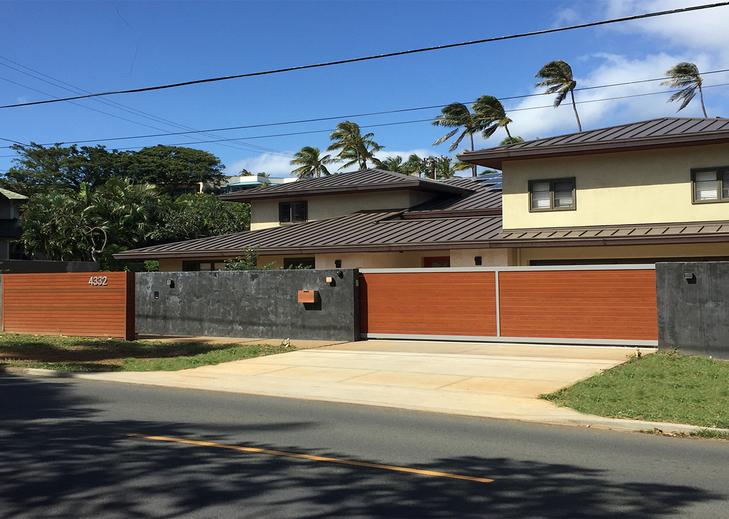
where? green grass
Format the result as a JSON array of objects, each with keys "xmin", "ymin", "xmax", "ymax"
[
  {"xmin": 0, "ymin": 333, "xmax": 290, "ymax": 372},
  {"xmin": 543, "ymin": 352, "xmax": 729, "ymax": 429}
]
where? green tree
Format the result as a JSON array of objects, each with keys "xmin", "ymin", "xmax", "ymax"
[
  {"xmin": 224, "ymin": 248, "xmax": 273, "ymax": 270},
  {"xmin": 432, "ymin": 103, "xmax": 486, "ymax": 177},
  {"xmin": 376, "ymin": 155, "xmax": 407, "ymax": 173},
  {"xmin": 403, "ymin": 154, "xmax": 427, "ymax": 177},
  {"xmin": 662, "ymin": 62, "xmax": 708, "ymax": 117},
  {"xmin": 328, "ymin": 121, "xmax": 383, "ymax": 170},
  {"xmin": 500, "ymin": 136, "xmax": 525, "ymax": 145},
  {"xmin": 126, "ymin": 145, "xmax": 226, "ymax": 195},
  {"xmin": 536, "ymin": 60, "xmax": 582, "ymax": 131},
  {"xmin": 420, "ymin": 156, "xmax": 471, "ymax": 180},
  {"xmin": 153, "ymin": 193, "xmax": 250, "ymax": 242},
  {"xmin": 290, "ymin": 146, "xmax": 334, "ymax": 179},
  {"xmin": 1, "ymin": 143, "xmax": 129, "ymax": 196},
  {"xmin": 473, "ymin": 95, "xmax": 513, "ymax": 139}
]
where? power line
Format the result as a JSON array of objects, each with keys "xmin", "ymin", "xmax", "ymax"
[
  {"xmin": 2, "ymin": 1, "xmax": 728, "ymax": 109},
  {"xmin": 0, "ymin": 57, "xmax": 291, "ymax": 157},
  {"xmin": 1, "ymin": 80, "xmax": 722, "ymax": 160},
  {"xmin": 3, "ymin": 70, "xmax": 729, "ymax": 151}
]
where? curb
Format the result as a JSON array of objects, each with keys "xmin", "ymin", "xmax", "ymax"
[
  {"xmin": 5, "ymin": 366, "xmax": 729, "ymax": 438},
  {"xmin": 0, "ymin": 366, "xmax": 76, "ymax": 378}
]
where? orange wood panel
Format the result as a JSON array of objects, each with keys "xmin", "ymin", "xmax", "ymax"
[
  {"xmin": 2, "ymin": 272, "xmax": 135, "ymax": 339},
  {"xmin": 499, "ymin": 269, "xmax": 657, "ymax": 341},
  {"xmin": 360, "ymin": 272, "xmax": 497, "ymax": 336}
]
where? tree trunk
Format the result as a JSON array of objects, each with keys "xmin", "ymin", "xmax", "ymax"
[
  {"xmin": 570, "ymin": 90, "xmax": 582, "ymax": 132},
  {"xmin": 469, "ymin": 133, "xmax": 477, "ymax": 177},
  {"xmin": 505, "ymin": 124, "xmax": 513, "ymax": 139},
  {"xmin": 699, "ymin": 84, "xmax": 708, "ymax": 118}
]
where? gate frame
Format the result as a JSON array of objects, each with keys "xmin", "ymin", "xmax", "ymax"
[{"xmin": 359, "ymin": 264, "xmax": 658, "ymax": 347}]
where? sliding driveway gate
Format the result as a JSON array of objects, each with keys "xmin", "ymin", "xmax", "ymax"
[{"xmin": 359, "ymin": 265, "xmax": 658, "ymax": 346}]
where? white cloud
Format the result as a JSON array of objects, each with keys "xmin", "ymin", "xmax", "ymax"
[
  {"xmin": 602, "ymin": 0, "xmax": 729, "ymax": 59},
  {"xmin": 226, "ymin": 153, "xmax": 293, "ymax": 176},
  {"xmin": 494, "ymin": 52, "xmax": 718, "ymax": 142}
]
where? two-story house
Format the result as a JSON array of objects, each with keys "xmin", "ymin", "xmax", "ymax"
[
  {"xmin": 115, "ymin": 117, "xmax": 729, "ymax": 269},
  {"xmin": 0, "ymin": 188, "xmax": 27, "ymax": 260}
]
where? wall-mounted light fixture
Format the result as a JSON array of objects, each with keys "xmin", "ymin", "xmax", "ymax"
[
  {"xmin": 474, "ymin": 256, "xmax": 483, "ymax": 266},
  {"xmin": 334, "ymin": 259, "xmax": 342, "ymax": 268},
  {"xmin": 166, "ymin": 279, "xmax": 175, "ymax": 289},
  {"xmin": 683, "ymin": 272, "xmax": 697, "ymax": 284}
]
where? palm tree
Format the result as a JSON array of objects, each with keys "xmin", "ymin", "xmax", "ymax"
[
  {"xmin": 431, "ymin": 156, "xmax": 471, "ymax": 179},
  {"xmin": 662, "ymin": 62, "xmax": 708, "ymax": 117},
  {"xmin": 432, "ymin": 103, "xmax": 486, "ymax": 177},
  {"xmin": 536, "ymin": 60, "xmax": 582, "ymax": 131},
  {"xmin": 376, "ymin": 155, "xmax": 406, "ymax": 173},
  {"xmin": 403, "ymin": 154, "xmax": 427, "ymax": 177},
  {"xmin": 500, "ymin": 136, "xmax": 524, "ymax": 146},
  {"xmin": 473, "ymin": 95, "xmax": 513, "ymax": 139},
  {"xmin": 327, "ymin": 121, "xmax": 383, "ymax": 170},
  {"xmin": 290, "ymin": 146, "xmax": 334, "ymax": 179}
]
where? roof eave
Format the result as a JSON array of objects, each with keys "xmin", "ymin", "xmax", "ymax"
[{"xmin": 458, "ymin": 133, "xmax": 729, "ymax": 169}]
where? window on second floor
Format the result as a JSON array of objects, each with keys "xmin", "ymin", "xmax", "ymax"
[
  {"xmin": 529, "ymin": 178, "xmax": 576, "ymax": 211},
  {"xmin": 279, "ymin": 200, "xmax": 308, "ymax": 224},
  {"xmin": 692, "ymin": 168, "xmax": 729, "ymax": 203}
]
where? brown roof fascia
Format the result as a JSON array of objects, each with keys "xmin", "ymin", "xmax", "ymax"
[
  {"xmin": 220, "ymin": 181, "xmax": 471, "ymax": 201},
  {"xmin": 488, "ymin": 233, "xmax": 729, "ymax": 248},
  {"xmin": 402, "ymin": 208, "xmax": 502, "ymax": 219},
  {"xmin": 458, "ymin": 133, "xmax": 729, "ymax": 169}
]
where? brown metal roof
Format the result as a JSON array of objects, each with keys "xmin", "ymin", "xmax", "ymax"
[
  {"xmin": 220, "ymin": 168, "xmax": 472, "ymax": 201},
  {"xmin": 459, "ymin": 117, "xmax": 729, "ymax": 169},
  {"xmin": 115, "ymin": 209, "xmax": 504, "ymax": 259},
  {"xmin": 495, "ymin": 220, "xmax": 729, "ymax": 248}
]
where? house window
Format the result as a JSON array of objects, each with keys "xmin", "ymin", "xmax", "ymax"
[
  {"xmin": 283, "ymin": 257, "xmax": 315, "ymax": 269},
  {"xmin": 529, "ymin": 178, "xmax": 576, "ymax": 211},
  {"xmin": 692, "ymin": 168, "xmax": 729, "ymax": 203},
  {"xmin": 423, "ymin": 256, "xmax": 451, "ymax": 268},
  {"xmin": 279, "ymin": 201, "xmax": 308, "ymax": 224}
]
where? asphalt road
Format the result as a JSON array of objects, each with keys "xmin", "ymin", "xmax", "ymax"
[{"xmin": 1, "ymin": 374, "xmax": 727, "ymax": 518}]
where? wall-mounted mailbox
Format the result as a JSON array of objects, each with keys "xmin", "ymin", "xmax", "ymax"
[{"xmin": 297, "ymin": 289, "xmax": 318, "ymax": 303}]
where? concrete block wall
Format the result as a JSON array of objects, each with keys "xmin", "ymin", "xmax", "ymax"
[
  {"xmin": 657, "ymin": 262, "xmax": 729, "ymax": 359},
  {"xmin": 135, "ymin": 269, "xmax": 359, "ymax": 341}
]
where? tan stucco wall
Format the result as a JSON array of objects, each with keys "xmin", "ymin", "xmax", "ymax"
[
  {"xmin": 250, "ymin": 190, "xmax": 434, "ymax": 230},
  {"xmin": 158, "ymin": 259, "xmax": 183, "ymax": 271},
  {"xmin": 449, "ymin": 248, "xmax": 514, "ymax": 267},
  {"xmin": 502, "ymin": 143, "xmax": 729, "ymax": 230},
  {"xmin": 315, "ymin": 250, "xmax": 451, "ymax": 269},
  {"xmin": 516, "ymin": 242, "xmax": 729, "ymax": 265}
]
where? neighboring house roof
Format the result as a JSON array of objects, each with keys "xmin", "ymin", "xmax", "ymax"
[
  {"xmin": 459, "ymin": 117, "xmax": 729, "ymax": 169},
  {"xmin": 496, "ymin": 220, "xmax": 729, "ymax": 247},
  {"xmin": 0, "ymin": 188, "xmax": 28, "ymax": 201},
  {"xmin": 219, "ymin": 168, "xmax": 472, "ymax": 201},
  {"xmin": 116, "ymin": 180, "xmax": 502, "ymax": 259}
]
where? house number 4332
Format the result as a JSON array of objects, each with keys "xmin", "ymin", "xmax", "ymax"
[{"xmin": 88, "ymin": 276, "xmax": 108, "ymax": 286}]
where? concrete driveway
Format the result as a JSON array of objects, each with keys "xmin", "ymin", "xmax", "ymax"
[{"xmin": 80, "ymin": 340, "xmax": 658, "ymax": 429}]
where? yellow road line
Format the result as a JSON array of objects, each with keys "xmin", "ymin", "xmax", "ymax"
[{"xmin": 128, "ymin": 433, "xmax": 494, "ymax": 484}]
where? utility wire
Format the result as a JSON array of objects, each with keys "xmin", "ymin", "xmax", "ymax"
[
  {"xmin": 0, "ymin": 58, "xmax": 291, "ymax": 157},
  {"xmin": 1, "ymin": 1, "xmax": 728, "ymax": 109},
  {"xmin": 3, "ymin": 71, "xmax": 729, "ymax": 150},
  {"xmin": 2, "ymin": 81, "xmax": 723, "ymax": 159}
]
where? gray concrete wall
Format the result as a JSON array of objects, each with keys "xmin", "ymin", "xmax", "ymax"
[
  {"xmin": 135, "ymin": 270, "xmax": 359, "ymax": 341},
  {"xmin": 0, "ymin": 260, "xmax": 98, "ymax": 273},
  {"xmin": 657, "ymin": 262, "xmax": 729, "ymax": 359}
]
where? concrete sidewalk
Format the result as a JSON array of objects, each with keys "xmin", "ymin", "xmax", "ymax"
[{"xmin": 77, "ymin": 340, "xmax": 702, "ymax": 434}]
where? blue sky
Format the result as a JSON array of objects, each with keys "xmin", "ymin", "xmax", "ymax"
[{"xmin": 1, "ymin": 0, "xmax": 728, "ymax": 176}]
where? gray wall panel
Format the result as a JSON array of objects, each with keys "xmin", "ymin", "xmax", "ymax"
[
  {"xmin": 657, "ymin": 262, "xmax": 729, "ymax": 359},
  {"xmin": 135, "ymin": 270, "xmax": 359, "ymax": 341}
]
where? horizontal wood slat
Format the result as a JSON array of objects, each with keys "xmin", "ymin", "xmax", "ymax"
[
  {"xmin": 499, "ymin": 270, "xmax": 657, "ymax": 341},
  {"xmin": 360, "ymin": 268, "xmax": 657, "ymax": 343},
  {"xmin": 2, "ymin": 272, "xmax": 135, "ymax": 339},
  {"xmin": 360, "ymin": 272, "xmax": 497, "ymax": 336}
]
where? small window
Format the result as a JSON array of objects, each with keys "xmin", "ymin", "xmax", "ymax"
[
  {"xmin": 529, "ymin": 178, "xmax": 576, "ymax": 211},
  {"xmin": 693, "ymin": 168, "xmax": 729, "ymax": 203},
  {"xmin": 279, "ymin": 201, "xmax": 308, "ymax": 224},
  {"xmin": 283, "ymin": 257, "xmax": 315, "ymax": 269}
]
